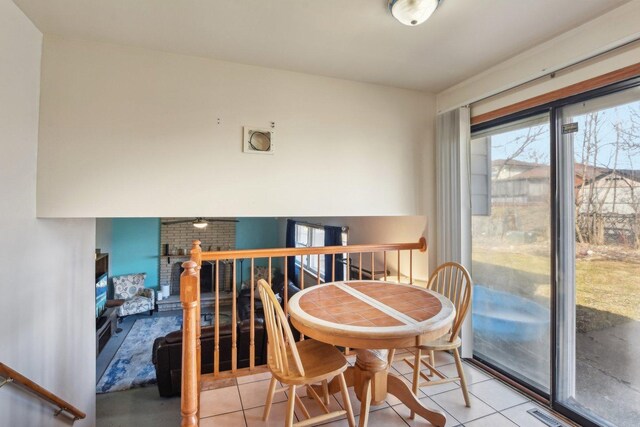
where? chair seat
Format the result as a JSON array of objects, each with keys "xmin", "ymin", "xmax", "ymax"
[
  {"xmin": 418, "ymin": 334, "xmax": 461, "ymax": 351},
  {"xmin": 271, "ymin": 339, "xmax": 349, "ymax": 385},
  {"xmin": 118, "ymin": 296, "xmax": 153, "ymax": 316}
]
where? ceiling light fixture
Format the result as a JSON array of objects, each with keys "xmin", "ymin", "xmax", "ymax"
[
  {"xmin": 192, "ymin": 218, "xmax": 209, "ymax": 229},
  {"xmin": 388, "ymin": 0, "xmax": 440, "ymax": 26}
]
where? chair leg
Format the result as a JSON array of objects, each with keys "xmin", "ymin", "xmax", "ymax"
[
  {"xmin": 453, "ymin": 348, "xmax": 470, "ymax": 407},
  {"xmin": 429, "ymin": 350, "xmax": 436, "ymax": 374},
  {"xmin": 262, "ymin": 377, "xmax": 277, "ymax": 420},
  {"xmin": 359, "ymin": 377, "xmax": 372, "ymax": 427},
  {"xmin": 322, "ymin": 379, "xmax": 330, "ymax": 405},
  {"xmin": 285, "ymin": 385, "xmax": 297, "ymax": 427},
  {"xmin": 338, "ymin": 372, "xmax": 356, "ymax": 427},
  {"xmin": 410, "ymin": 347, "xmax": 421, "ymax": 420}
]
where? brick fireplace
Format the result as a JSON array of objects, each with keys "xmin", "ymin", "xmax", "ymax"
[{"xmin": 159, "ymin": 218, "xmax": 236, "ymax": 296}]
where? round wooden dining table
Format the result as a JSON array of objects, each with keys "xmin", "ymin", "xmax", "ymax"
[{"xmin": 288, "ymin": 280, "xmax": 455, "ymax": 427}]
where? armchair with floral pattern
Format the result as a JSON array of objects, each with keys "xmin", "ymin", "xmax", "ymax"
[{"xmin": 113, "ymin": 273, "xmax": 155, "ymax": 317}]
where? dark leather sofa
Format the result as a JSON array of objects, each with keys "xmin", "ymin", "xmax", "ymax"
[
  {"xmin": 152, "ymin": 317, "xmax": 266, "ymax": 397},
  {"xmin": 152, "ymin": 276, "xmax": 300, "ymax": 397}
]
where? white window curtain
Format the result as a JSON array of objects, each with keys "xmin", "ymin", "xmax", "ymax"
[{"xmin": 435, "ymin": 107, "xmax": 473, "ymax": 357}]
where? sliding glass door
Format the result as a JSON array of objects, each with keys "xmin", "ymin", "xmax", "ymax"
[
  {"xmin": 556, "ymin": 85, "xmax": 640, "ymax": 426},
  {"xmin": 471, "ymin": 114, "xmax": 551, "ymax": 393},
  {"xmin": 470, "ymin": 79, "xmax": 640, "ymax": 427}
]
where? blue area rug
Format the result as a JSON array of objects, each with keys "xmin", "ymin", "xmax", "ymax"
[{"xmin": 96, "ymin": 315, "xmax": 182, "ymax": 394}]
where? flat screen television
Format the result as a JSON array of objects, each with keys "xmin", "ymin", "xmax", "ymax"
[{"xmin": 96, "ymin": 273, "xmax": 108, "ymax": 318}]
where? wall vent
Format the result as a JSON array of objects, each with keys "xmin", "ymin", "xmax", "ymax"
[{"xmin": 527, "ymin": 408, "xmax": 563, "ymax": 427}]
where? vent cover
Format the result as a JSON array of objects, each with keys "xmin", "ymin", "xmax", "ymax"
[
  {"xmin": 527, "ymin": 408, "xmax": 563, "ymax": 427},
  {"xmin": 243, "ymin": 126, "xmax": 274, "ymax": 155}
]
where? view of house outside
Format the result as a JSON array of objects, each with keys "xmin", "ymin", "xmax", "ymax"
[{"xmin": 471, "ymin": 95, "xmax": 640, "ymax": 425}]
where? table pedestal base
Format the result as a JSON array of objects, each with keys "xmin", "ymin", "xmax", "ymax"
[{"xmin": 319, "ymin": 349, "xmax": 447, "ymax": 427}]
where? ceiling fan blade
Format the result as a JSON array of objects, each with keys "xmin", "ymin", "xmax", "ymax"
[
  {"xmin": 161, "ymin": 219, "xmax": 193, "ymax": 225},
  {"xmin": 162, "ymin": 218, "xmax": 239, "ymax": 225}
]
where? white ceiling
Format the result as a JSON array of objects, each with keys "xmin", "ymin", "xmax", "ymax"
[{"xmin": 14, "ymin": 0, "xmax": 630, "ymax": 92}]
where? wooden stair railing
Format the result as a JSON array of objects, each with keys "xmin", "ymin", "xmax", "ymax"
[
  {"xmin": 179, "ymin": 237, "xmax": 427, "ymax": 426},
  {"xmin": 0, "ymin": 363, "xmax": 86, "ymax": 422}
]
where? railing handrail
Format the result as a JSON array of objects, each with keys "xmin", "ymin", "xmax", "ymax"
[
  {"xmin": 196, "ymin": 238, "xmax": 426, "ymax": 261},
  {"xmin": 0, "ymin": 362, "xmax": 86, "ymax": 421}
]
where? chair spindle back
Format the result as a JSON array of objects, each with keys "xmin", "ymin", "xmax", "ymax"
[
  {"xmin": 256, "ymin": 279, "xmax": 305, "ymax": 377},
  {"xmin": 427, "ymin": 262, "xmax": 472, "ymax": 342}
]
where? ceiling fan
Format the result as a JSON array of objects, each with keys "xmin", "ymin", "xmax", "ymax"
[{"xmin": 161, "ymin": 217, "xmax": 239, "ymax": 229}]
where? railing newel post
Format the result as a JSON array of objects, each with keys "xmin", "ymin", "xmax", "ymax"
[
  {"xmin": 189, "ymin": 240, "xmax": 202, "ymax": 419},
  {"xmin": 180, "ymin": 260, "xmax": 199, "ymax": 427}
]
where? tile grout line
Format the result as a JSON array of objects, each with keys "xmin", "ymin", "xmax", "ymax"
[
  {"xmin": 388, "ymin": 403, "xmax": 413, "ymax": 426},
  {"xmin": 206, "ymin": 359, "xmax": 529, "ymax": 425},
  {"xmin": 463, "ymin": 410, "xmax": 517, "ymax": 426},
  {"xmin": 466, "ymin": 378, "xmax": 533, "ymax": 414}
]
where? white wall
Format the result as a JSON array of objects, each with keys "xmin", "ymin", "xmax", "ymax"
[
  {"xmin": 37, "ymin": 37, "xmax": 435, "ymax": 219},
  {"xmin": 437, "ymin": 0, "xmax": 640, "ymax": 116},
  {"xmin": 0, "ymin": 1, "xmax": 96, "ymax": 425}
]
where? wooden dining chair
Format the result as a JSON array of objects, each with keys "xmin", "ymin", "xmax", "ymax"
[
  {"xmin": 256, "ymin": 279, "xmax": 356, "ymax": 427},
  {"xmin": 404, "ymin": 262, "xmax": 473, "ymax": 415}
]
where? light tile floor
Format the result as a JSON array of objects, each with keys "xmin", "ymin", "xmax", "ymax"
[{"xmin": 200, "ymin": 350, "xmax": 568, "ymax": 427}]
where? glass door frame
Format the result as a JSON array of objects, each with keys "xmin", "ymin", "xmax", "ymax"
[{"xmin": 470, "ymin": 75, "xmax": 640, "ymax": 427}]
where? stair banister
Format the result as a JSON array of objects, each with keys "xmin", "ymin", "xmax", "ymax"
[{"xmin": 0, "ymin": 362, "xmax": 86, "ymax": 422}]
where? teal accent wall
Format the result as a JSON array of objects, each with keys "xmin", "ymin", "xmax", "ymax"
[
  {"xmin": 235, "ymin": 218, "xmax": 281, "ymax": 284},
  {"xmin": 111, "ymin": 218, "xmax": 160, "ymax": 288}
]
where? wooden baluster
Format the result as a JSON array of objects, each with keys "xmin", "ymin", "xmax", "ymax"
[
  {"xmin": 268, "ymin": 257, "xmax": 272, "ymax": 287},
  {"xmin": 284, "ymin": 257, "xmax": 289, "ymax": 315},
  {"xmin": 371, "ymin": 252, "xmax": 375, "ymax": 280},
  {"xmin": 300, "ymin": 255, "xmax": 305, "ymax": 290},
  {"xmin": 180, "ymin": 261, "xmax": 199, "ymax": 427},
  {"xmin": 300, "ymin": 255, "xmax": 305, "ymax": 341},
  {"xmin": 397, "ymin": 250, "xmax": 401, "ymax": 283},
  {"xmin": 250, "ymin": 258, "xmax": 255, "ymax": 369},
  {"xmin": 384, "ymin": 251, "xmax": 387, "ymax": 281},
  {"xmin": 189, "ymin": 240, "xmax": 202, "ymax": 417},
  {"xmin": 232, "ymin": 258, "xmax": 237, "ymax": 373},
  {"xmin": 214, "ymin": 259, "xmax": 220, "ymax": 376},
  {"xmin": 317, "ymin": 254, "xmax": 321, "ymax": 285},
  {"xmin": 409, "ymin": 250, "xmax": 413, "ymax": 284},
  {"xmin": 346, "ymin": 256, "xmax": 350, "ymax": 281},
  {"xmin": 332, "ymin": 253, "xmax": 336, "ymax": 282},
  {"xmin": 359, "ymin": 252, "xmax": 363, "ymax": 280}
]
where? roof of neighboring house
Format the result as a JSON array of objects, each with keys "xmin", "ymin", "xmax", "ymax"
[
  {"xmin": 500, "ymin": 166, "xmax": 550, "ymax": 181},
  {"xmin": 492, "ymin": 159, "xmax": 543, "ymax": 168},
  {"xmin": 573, "ymin": 163, "xmax": 606, "ymax": 181},
  {"xmin": 579, "ymin": 169, "xmax": 640, "ymax": 186},
  {"xmin": 491, "ymin": 159, "xmax": 640, "ymax": 184},
  {"xmin": 618, "ymin": 169, "xmax": 640, "ymax": 182}
]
